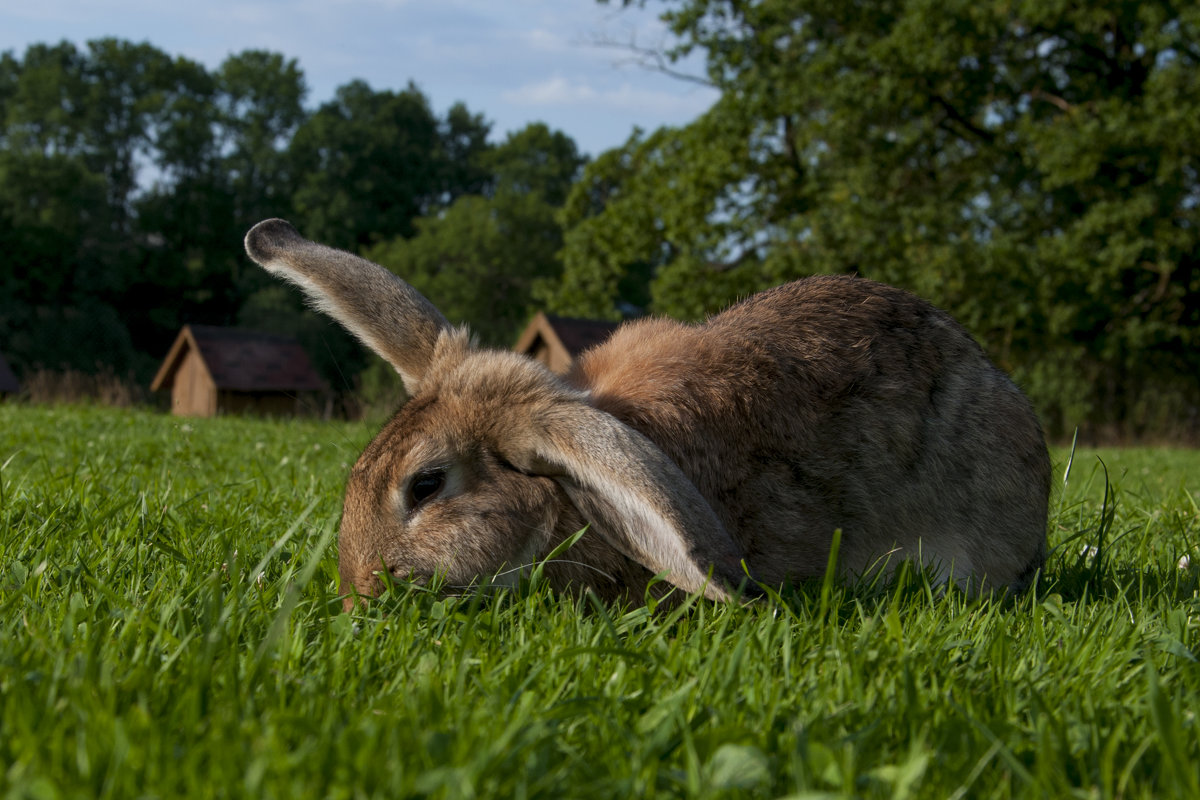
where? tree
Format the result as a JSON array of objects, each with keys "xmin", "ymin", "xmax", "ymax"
[
  {"xmin": 364, "ymin": 193, "xmax": 561, "ymax": 347},
  {"xmin": 363, "ymin": 123, "xmax": 586, "ymax": 348},
  {"xmin": 216, "ymin": 50, "xmax": 307, "ymax": 227},
  {"xmin": 483, "ymin": 122, "xmax": 585, "ymax": 206},
  {"xmin": 563, "ymin": 0, "xmax": 1200, "ymax": 436},
  {"xmin": 0, "ymin": 39, "xmax": 515, "ymax": 399},
  {"xmin": 135, "ymin": 50, "xmax": 310, "ymax": 342},
  {"xmin": 288, "ymin": 81, "xmax": 492, "ymax": 252},
  {"xmin": 0, "ymin": 39, "xmax": 200, "ymax": 375},
  {"xmin": 438, "ymin": 101, "xmax": 492, "ymax": 204}
]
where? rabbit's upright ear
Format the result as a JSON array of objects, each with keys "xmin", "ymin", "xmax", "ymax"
[
  {"xmin": 512, "ymin": 402, "xmax": 752, "ymax": 601},
  {"xmin": 244, "ymin": 219, "xmax": 452, "ymax": 394}
]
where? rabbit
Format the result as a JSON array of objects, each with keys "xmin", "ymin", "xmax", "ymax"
[{"xmin": 244, "ymin": 218, "xmax": 1050, "ymax": 608}]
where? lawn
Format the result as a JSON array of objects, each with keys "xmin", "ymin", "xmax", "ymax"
[{"xmin": 1, "ymin": 404, "xmax": 1197, "ymax": 799}]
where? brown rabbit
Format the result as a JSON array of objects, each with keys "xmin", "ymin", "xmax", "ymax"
[{"xmin": 244, "ymin": 219, "xmax": 1050, "ymax": 607}]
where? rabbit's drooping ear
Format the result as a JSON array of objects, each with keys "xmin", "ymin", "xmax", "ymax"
[
  {"xmin": 511, "ymin": 402, "xmax": 752, "ymax": 601},
  {"xmin": 244, "ymin": 219, "xmax": 452, "ymax": 394}
]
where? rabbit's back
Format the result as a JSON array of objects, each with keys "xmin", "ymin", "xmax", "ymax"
[{"xmin": 572, "ymin": 275, "xmax": 1049, "ymax": 590}]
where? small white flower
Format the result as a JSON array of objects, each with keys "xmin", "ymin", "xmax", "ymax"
[
  {"xmin": 180, "ymin": 424, "xmax": 193, "ymax": 433},
  {"xmin": 1178, "ymin": 554, "xmax": 1191, "ymax": 571},
  {"xmin": 1079, "ymin": 544, "xmax": 1098, "ymax": 559},
  {"xmin": 313, "ymin": 443, "xmax": 322, "ymax": 451}
]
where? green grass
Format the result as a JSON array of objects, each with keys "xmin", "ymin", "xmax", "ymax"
[{"xmin": 1, "ymin": 404, "xmax": 1198, "ymax": 799}]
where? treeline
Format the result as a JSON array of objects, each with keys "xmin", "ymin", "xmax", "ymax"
[
  {"xmin": 5, "ymin": 0, "xmax": 1200, "ymax": 440},
  {"xmin": 0, "ymin": 39, "xmax": 584, "ymax": 402}
]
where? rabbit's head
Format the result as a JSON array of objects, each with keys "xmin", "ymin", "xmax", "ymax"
[{"xmin": 244, "ymin": 220, "xmax": 750, "ymax": 608}]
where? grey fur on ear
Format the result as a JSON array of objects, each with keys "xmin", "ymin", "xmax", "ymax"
[
  {"xmin": 514, "ymin": 399, "xmax": 751, "ymax": 600},
  {"xmin": 243, "ymin": 218, "xmax": 453, "ymax": 395}
]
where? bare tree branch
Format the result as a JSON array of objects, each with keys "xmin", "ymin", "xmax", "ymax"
[{"xmin": 583, "ymin": 32, "xmax": 717, "ymax": 89}]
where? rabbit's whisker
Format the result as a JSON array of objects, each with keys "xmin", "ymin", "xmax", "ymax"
[{"xmin": 492, "ymin": 558, "xmax": 619, "ymax": 584}]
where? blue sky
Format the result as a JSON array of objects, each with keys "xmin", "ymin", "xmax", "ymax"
[{"xmin": 1, "ymin": 0, "xmax": 720, "ymax": 158}]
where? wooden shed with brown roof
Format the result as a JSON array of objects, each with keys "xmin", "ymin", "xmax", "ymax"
[
  {"xmin": 514, "ymin": 312, "xmax": 621, "ymax": 374},
  {"xmin": 0, "ymin": 350, "xmax": 20, "ymax": 396},
  {"xmin": 150, "ymin": 325, "xmax": 327, "ymax": 417}
]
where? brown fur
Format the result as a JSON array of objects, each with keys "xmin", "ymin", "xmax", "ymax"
[
  {"xmin": 244, "ymin": 220, "xmax": 1051, "ymax": 608},
  {"xmin": 574, "ymin": 278, "xmax": 1050, "ymax": 589}
]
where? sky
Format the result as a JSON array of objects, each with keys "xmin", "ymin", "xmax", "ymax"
[{"xmin": 0, "ymin": 0, "xmax": 721, "ymax": 158}]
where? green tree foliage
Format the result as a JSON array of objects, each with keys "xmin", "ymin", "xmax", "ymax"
[
  {"xmin": 365, "ymin": 123, "xmax": 586, "ymax": 346},
  {"xmin": 483, "ymin": 121, "xmax": 585, "ymax": 207},
  {"xmin": 568, "ymin": 0, "xmax": 1200, "ymax": 436},
  {"xmin": 216, "ymin": 51, "xmax": 308, "ymax": 227},
  {"xmin": 288, "ymin": 80, "xmax": 492, "ymax": 252},
  {"xmin": 0, "ymin": 40, "xmax": 518, "ymax": 400},
  {"xmin": 0, "ymin": 39, "xmax": 213, "ymax": 375}
]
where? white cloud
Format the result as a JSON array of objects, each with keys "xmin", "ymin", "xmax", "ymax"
[
  {"xmin": 504, "ymin": 76, "xmax": 595, "ymax": 105},
  {"xmin": 216, "ymin": 3, "xmax": 281, "ymax": 27},
  {"xmin": 503, "ymin": 76, "xmax": 716, "ymax": 117},
  {"xmin": 514, "ymin": 27, "xmax": 571, "ymax": 54}
]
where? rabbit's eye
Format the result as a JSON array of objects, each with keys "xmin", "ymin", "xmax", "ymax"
[{"xmin": 408, "ymin": 469, "xmax": 446, "ymax": 510}]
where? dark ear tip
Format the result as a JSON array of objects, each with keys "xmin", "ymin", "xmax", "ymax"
[{"xmin": 244, "ymin": 218, "xmax": 303, "ymax": 263}]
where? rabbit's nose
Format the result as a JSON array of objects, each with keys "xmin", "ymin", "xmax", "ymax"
[{"xmin": 337, "ymin": 562, "xmax": 387, "ymax": 612}]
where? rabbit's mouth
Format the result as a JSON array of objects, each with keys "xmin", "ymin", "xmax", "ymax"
[
  {"xmin": 383, "ymin": 566, "xmax": 492, "ymax": 594},
  {"xmin": 339, "ymin": 568, "xmax": 435, "ymax": 612}
]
